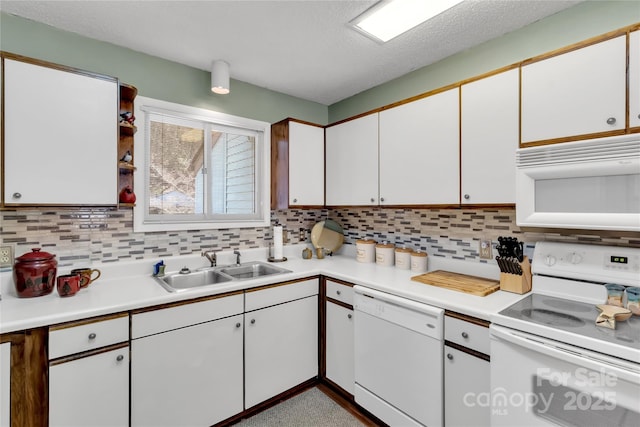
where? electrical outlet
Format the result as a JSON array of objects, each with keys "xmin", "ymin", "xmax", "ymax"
[
  {"xmin": 479, "ymin": 240, "xmax": 492, "ymax": 260},
  {"xmin": 0, "ymin": 246, "xmax": 14, "ymax": 268}
]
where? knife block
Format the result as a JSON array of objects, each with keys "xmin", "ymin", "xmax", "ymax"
[{"xmin": 499, "ymin": 256, "xmax": 532, "ymax": 294}]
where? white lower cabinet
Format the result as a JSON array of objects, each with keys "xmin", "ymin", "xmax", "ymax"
[
  {"xmin": 245, "ymin": 294, "xmax": 319, "ymax": 408},
  {"xmin": 49, "ymin": 346, "xmax": 129, "ymax": 427},
  {"xmin": 444, "ymin": 345, "xmax": 490, "ymax": 427},
  {"xmin": 131, "ymin": 294, "xmax": 244, "ymax": 426},
  {"xmin": 325, "ymin": 301, "xmax": 354, "ymax": 394},
  {"xmin": 0, "ymin": 342, "xmax": 10, "ymax": 427}
]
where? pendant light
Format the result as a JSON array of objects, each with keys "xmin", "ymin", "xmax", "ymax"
[{"xmin": 211, "ymin": 60, "xmax": 230, "ymax": 94}]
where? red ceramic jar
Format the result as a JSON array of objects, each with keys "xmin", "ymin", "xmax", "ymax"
[{"xmin": 13, "ymin": 248, "xmax": 58, "ymax": 298}]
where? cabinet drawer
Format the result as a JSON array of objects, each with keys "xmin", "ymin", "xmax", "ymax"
[
  {"xmin": 245, "ymin": 278, "xmax": 318, "ymax": 312},
  {"xmin": 326, "ymin": 279, "xmax": 353, "ymax": 306},
  {"xmin": 445, "ymin": 315, "xmax": 490, "ymax": 355},
  {"xmin": 132, "ymin": 293, "xmax": 244, "ymax": 339},
  {"xmin": 49, "ymin": 315, "xmax": 129, "ymax": 360}
]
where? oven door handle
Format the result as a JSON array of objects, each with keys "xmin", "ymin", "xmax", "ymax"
[{"xmin": 491, "ymin": 325, "xmax": 640, "ymax": 385}]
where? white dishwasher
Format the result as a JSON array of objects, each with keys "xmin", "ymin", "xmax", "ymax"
[{"xmin": 354, "ymin": 285, "xmax": 444, "ymax": 427}]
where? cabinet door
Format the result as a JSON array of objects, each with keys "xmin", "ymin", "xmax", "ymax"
[
  {"xmin": 131, "ymin": 314, "xmax": 243, "ymax": 426},
  {"xmin": 521, "ymin": 35, "xmax": 626, "ymax": 144},
  {"xmin": 461, "ymin": 68, "xmax": 519, "ymax": 204},
  {"xmin": 3, "ymin": 58, "xmax": 117, "ymax": 205},
  {"xmin": 0, "ymin": 342, "xmax": 9, "ymax": 427},
  {"xmin": 289, "ymin": 121, "xmax": 325, "ymax": 206},
  {"xmin": 325, "ymin": 114, "xmax": 378, "ymax": 206},
  {"xmin": 444, "ymin": 346, "xmax": 490, "ymax": 427},
  {"xmin": 49, "ymin": 346, "xmax": 129, "ymax": 427},
  {"xmin": 379, "ymin": 88, "xmax": 459, "ymax": 205},
  {"xmin": 630, "ymin": 30, "xmax": 640, "ymax": 130},
  {"xmin": 245, "ymin": 295, "xmax": 318, "ymax": 408},
  {"xmin": 325, "ymin": 301, "xmax": 354, "ymax": 394}
]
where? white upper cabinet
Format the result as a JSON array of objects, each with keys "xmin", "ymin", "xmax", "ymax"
[
  {"xmin": 630, "ymin": 30, "xmax": 640, "ymax": 130},
  {"xmin": 288, "ymin": 121, "xmax": 325, "ymax": 206},
  {"xmin": 325, "ymin": 113, "xmax": 379, "ymax": 206},
  {"xmin": 379, "ymin": 88, "xmax": 459, "ymax": 205},
  {"xmin": 461, "ymin": 68, "xmax": 519, "ymax": 204},
  {"xmin": 2, "ymin": 57, "xmax": 118, "ymax": 205},
  {"xmin": 521, "ymin": 35, "xmax": 627, "ymax": 144}
]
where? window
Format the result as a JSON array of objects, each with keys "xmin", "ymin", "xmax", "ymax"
[{"xmin": 133, "ymin": 97, "xmax": 270, "ymax": 232}]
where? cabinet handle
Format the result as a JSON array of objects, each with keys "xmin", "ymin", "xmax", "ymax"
[
  {"xmin": 88, "ymin": 333, "xmax": 97, "ymax": 340},
  {"xmin": 347, "ymin": 314, "xmax": 352, "ymax": 319},
  {"xmin": 250, "ymin": 319, "xmax": 256, "ymax": 325},
  {"xmin": 380, "ymin": 197, "xmax": 385, "ymax": 202},
  {"xmin": 12, "ymin": 192, "xmax": 21, "ymax": 199},
  {"xmin": 638, "ymin": 114, "xmax": 640, "ymax": 119},
  {"xmin": 336, "ymin": 290, "xmax": 341, "ymax": 295},
  {"xmin": 236, "ymin": 322, "xmax": 241, "ymax": 328},
  {"xmin": 464, "ymin": 194, "xmax": 470, "ymax": 200},
  {"xmin": 447, "ymin": 353, "xmax": 453, "ymax": 360},
  {"xmin": 116, "ymin": 354, "xmax": 124, "ymax": 362},
  {"xmin": 606, "ymin": 117, "xmax": 616, "ymax": 125},
  {"xmin": 461, "ymin": 332, "xmax": 469, "ymax": 339},
  {"xmin": 370, "ymin": 198, "xmax": 375, "ymax": 203},
  {"xmin": 293, "ymin": 198, "xmax": 298, "ymax": 203}
]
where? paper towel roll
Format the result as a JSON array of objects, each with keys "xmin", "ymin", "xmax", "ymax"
[{"xmin": 273, "ymin": 226, "xmax": 284, "ymax": 260}]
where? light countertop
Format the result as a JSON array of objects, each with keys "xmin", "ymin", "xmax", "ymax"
[{"xmin": 0, "ymin": 245, "xmax": 527, "ymax": 333}]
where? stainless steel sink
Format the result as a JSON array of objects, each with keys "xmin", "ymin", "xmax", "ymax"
[
  {"xmin": 218, "ymin": 261, "xmax": 291, "ymax": 280},
  {"xmin": 155, "ymin": 268, "xmax": 233, "ymax": 293},
  {"xmin": 154, "ymin": 261, "xmax": 290, "ymax": 292}
]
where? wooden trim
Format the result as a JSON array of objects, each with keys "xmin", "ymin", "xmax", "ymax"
[
  {"xmin": 48, "ymin": 312, "xmax": 128, "ymax": 332},
  {"xmin": 281, "ymin": 117, "xmax": 324, "ymax": 128},
  {"xmin": 460, "ymin": 203, "xmax": 515, "ymax": 210},
  {"xmin": 445, "ymin": 310, "xmax": 491, "ymax": 328},
  {"xmin": 324, "ymin": 277, "xmax": 355, "ymax": 287},
  {"xmin": 319, "ymin": 277, "xmax": 327, "ymax": 380},
  {"xmin": 270, "ymin": 119, "xmax": 289, "ymax": 210},
  {"xmin": 288, "ymin": 204, "xmax": 325, "ymax": 209},
  {"xmin": 520, "ymin": 129, "xmax": 628, "ymax": 148},
  {"xmin": 458, "ymin": 63, "xmax": 521, "ymax": 87},
  {"xmin": 130, "ymin": 290, "xmax": 244, "ymax": 315},
  {"xmin": 445, "ymin": 340, "xmax": 490, "ymax": 362},
  {"xmin": 458, "ymin": 83, "xmax": 463, "ymax": 204},
  {"xmin": 0, "ymin": 51, "xmax": 117, "ymax": 84},
  {"xmin": 317, "ymin": 382, "xmax": 388, "ymax": 427},
  {"xmin": 49, "ymin": 342, "xmax": 128, "ymax": 366},
  {"xmin": 244, "ymin": 275, "xmax": 320, "ymax": 293},
  {"xmin": 326, "ymin": 297, "xmax": 353, "ymax": 311}
]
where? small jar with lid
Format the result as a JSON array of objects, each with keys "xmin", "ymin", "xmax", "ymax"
[
  {"xmin": 410, "ymin": 250, "xmax": 428, "ymax": 273},
  {"xmin": 356, "ymin": 239, "xmax": 376, "ymax": 263},
  {"xmin": 375, "ymin": 242, "xmax": 395, "ymax": 267},
  {"xmin": 13, "ymin": 248, "xmax": 58, "ymax": 298},
  {"xmin": 395, "ymin": 247, "xmax": 412, "ymax": 270}
]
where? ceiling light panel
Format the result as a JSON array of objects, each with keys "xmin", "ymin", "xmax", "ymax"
[{"xmin": 351, "ymin": 0, "xmax": 464, "ymax": 43}]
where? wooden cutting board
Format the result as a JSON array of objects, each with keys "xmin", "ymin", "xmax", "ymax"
[{"xmin": 411, "ymin": 270, "xmax": 500, "ymax": 297}]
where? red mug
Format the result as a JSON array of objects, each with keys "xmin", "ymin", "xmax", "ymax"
[{"xmin": 57, "ymin": 274, "xmax": 81, "ymax": 297}]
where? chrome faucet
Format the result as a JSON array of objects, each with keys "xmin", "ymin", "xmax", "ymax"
[
  {"xmin": 202, "ymin": 250, "xmax": 217, "ymax": 267},
  {"xmin": 233, "ymin": 249, "xmax": 241, "ymax": 266}
]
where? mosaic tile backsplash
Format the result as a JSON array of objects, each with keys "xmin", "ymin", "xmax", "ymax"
[{"xmin": 1, "ymin": 207, "xmax": 637, "ymax": 267}]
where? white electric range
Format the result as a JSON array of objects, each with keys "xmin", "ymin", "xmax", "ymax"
[{"xmin": 490, "ymin": 241, "xmax": 640, "ymax": 427}]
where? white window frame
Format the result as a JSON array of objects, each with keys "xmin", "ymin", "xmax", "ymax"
[{"xmin": 133, "ymin": 96, "xmax": 270, "ymax": 232}]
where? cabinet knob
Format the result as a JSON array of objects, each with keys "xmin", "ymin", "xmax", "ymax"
[
  {"xmin": 293, "ymin": 198, "xmax": 298, "ymax": 203},
  {"xmin": 461, "ymin": 332, "xmax": 469, "ymax": 339},
  {"xmin": 12, "ymin": 192, "xmax": 22, "ymax": 199},
  {"xmin": 348, "ymin": 313, "xmax": 352, "ymax": 319},
  {"xmin": 88, "ymin": 333, "xmax": 97, "ymax": 340},
  {"xmin": 638, "ymin": 114, "xmax": 640, "ymax": 119},
  {"xmin": 250, "ymin": 319, "xmax": 256, "ymax": 325},
  {"xmin": 380, "ymin": 197, "xmax": 385, "ymax": 202},
  {"xmin": 464, "ymin": 194, "xmax": 470, "ymax": 200},
  {"xmin": 370, "ymin": 198, "xmax": 375, "ymax": 203},
  {"xmin": 116, "ymin": 354, "xmax": 124, "ymax": 362},
  {"xmin": 336, "ymin": 290, "xmax": 341, "ymax": 295},
  {"xmin": 606, "ymin": 117, "xmax": 616, "ymax": 125},
  {"xmin": 447, "ymin": 353, "xmax": 453, "ymax": 360},
  {"xmin": 236, "ymin": 322, "xmax": 241, "ymax": 328}
]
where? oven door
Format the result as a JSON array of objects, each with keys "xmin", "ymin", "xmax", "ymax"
[{"xmin": 490, "ymin": 325, "xmax": 640, "ymax": 427}]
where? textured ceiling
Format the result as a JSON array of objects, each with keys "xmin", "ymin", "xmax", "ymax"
[{"xmin": 0, "ymin": 0, "xmax": 583, "ymax": 105}]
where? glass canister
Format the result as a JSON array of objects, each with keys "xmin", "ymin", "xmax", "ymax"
[
  {"xmin": 604, "ymin": 283, "xmax": 625, "ymax": 307},
  {"xmin": 626, "ymin": 287, "xmax": 640, "ymax": 315},
  {"xmin": 13, "ymin": 248, "xmax": 58, "ymax": 298}
]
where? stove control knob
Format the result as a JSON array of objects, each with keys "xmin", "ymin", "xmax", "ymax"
[
  {"xmin": 569, "ymin": 252, "xmax": 583, "ymax": 264},
  {"xmin": 544, "ymin": 255, "xmax": 556, "ymax": 266}
]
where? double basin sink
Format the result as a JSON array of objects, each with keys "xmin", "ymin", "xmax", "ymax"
[{"xmin": 154, "ymin": 261, "xmax": 291, "ymax": 293}]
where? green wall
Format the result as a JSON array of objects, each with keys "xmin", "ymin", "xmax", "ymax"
[
  {"xmin": 0, "ymin": 12, "xmax": 328, "ymax": 125},
  {"xmin": 328, "ymin": 0, "xmax": 640, "ymax": 123}
]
